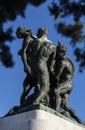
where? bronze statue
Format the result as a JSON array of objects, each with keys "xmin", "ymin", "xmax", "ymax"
[
  {"xmin": 16, "ymin": 27, "xmax": 36, "ymax": 73},
  {"xmin": 16, "ymin": 27, "xmax": 37, "ymax": 105},
  {"xmin": 16, "ymin": 27, "xmax": 56, "ymax": 106},
  {"xmin": 53, "ymin": 42, "xmax": 83, "ymax": 124},
  {"xmin": 54, "ymin": 42, "xmax": 74, "ymax": 111},
  {"xmin": 31, "ymin": 27, "xmax": 56, "ymax": 104},
  {"xmin": 15, "ymin": 26, "xmax": 84, "ymax": 125}
]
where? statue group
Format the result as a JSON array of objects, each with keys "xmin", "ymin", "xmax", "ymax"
[{"xmin": 6, "ymin": 27, "xmax": 84, "ymax": 125}]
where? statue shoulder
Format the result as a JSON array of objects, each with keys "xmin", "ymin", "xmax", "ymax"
[{"xmin": 66, "ymin": 56, "xmax": 75, "ymax": 73}]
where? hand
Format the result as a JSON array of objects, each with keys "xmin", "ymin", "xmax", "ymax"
[
  {"xmin": 50, "ymin": 66, "xmax": 55, "ymax": 74},
  {"xmin": 24, "ymin": 65, "xmax": 31, "ymax": 74}
]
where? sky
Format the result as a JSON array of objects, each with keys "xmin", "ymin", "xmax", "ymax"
[{"xmin": 0, "ymin": 1, "xmax": 85, "ymax": 123}]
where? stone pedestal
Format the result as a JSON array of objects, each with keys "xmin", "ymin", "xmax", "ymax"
[{"xmin": 0, "ymin": 104, "xmax": 85, "ymax": 130}]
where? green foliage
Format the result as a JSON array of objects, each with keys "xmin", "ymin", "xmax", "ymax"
[
  {"xmin": 48, "ymin": 0, "xmax": 85, "ymax": 72},
  {"xmin": 74, "ymin": 48, "xmax": 85, "ymax": 72},
  {"xmin": 0, "ymin": 0, "xmax": 46, "ymax": 67},
  {"xmin": 0, "ymin": 0, "xmax": 28, "ymax": 67},
  {"xmin": 48, "ymin": 2, "xmax": 61, "ymax": 19},
  {"xmin": 56, "ymin": 21, "xmax": 83, "ymax": 44},
  {"xmin": 28, "ymin": 0, "xmax": 46, "ymax": 6}
]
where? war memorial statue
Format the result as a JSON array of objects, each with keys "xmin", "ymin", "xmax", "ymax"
[{"xmin": 5, "ymin": 26, "xmax": 84, "ymax": 125}]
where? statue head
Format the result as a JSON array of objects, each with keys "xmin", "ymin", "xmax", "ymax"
[
  {"xmin": 16, "ymin": 27, "xmax": 32, "ymax": 38},
  {"xmin": 37, "ymin": 27, "xmax": 48, "ymax": 38},
  {"xmin": 57, "ymin": 41, "xmax": 67, "ymax": 57}
]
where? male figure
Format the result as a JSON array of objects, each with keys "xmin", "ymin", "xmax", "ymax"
[
  {"xmin": 16, "ymin": 27, "xmax": 56, "ymax": 106},
  {"xmin": 16, "ymin": 27, "xmax": 37, "ymax": 105},
  {"xmin": 26, "ymin": 27, "xmax": 56, "ymax": 104},
  {"xmin": 54, "ymin": 42, "xmax": 73, "ymax": 111},
  {"xmin": 16, "ymin": 27, "xmax": 36, "ymax": 73},
  {"xmin": 54, "ymin": 42, "xmax": 83, "ymax": 124}
]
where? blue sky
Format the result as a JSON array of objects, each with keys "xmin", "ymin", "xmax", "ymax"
[{"xmin": 0, "ymin": 1, "xmax": 85, "ymax": 123}]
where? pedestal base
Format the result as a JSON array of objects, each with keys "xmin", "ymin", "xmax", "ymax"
[{"xmin": 0, "ymin": 104, "xmax": 85, "ymax": 130}]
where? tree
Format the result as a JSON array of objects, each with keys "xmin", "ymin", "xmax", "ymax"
[
  {"xmin": 0, "ymin": 0, "xmax": 46, "ymax": 67},
  {"xmin": 48, "ymin": 0, "xmax": 85, "ymax": 72},
  {"xmin": 0, "ymin": 0, "xmax": 85, "ymax": 72}
]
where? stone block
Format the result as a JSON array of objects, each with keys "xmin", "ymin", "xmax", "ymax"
[{"xmin": 0, "ymin": 104, "xmax": 85, "ymax": 130}]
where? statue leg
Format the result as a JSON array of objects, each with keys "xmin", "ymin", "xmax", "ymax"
[
  {"xmin": 33, "ymin": 65, "xmax": 50, "ymax": 104},
  {"xmin": 55, "ymin": 80, "xmax": 72, "ymax": 112},
  {"xmin": 55, "ymin": 80, "xmax": 73, "ymax": 95},
  {"xmin": 55, "ymin": 93, "xmax": 62, "ymax": 112},
  {"xmin": 20, "ymin": 74, "xmax": 34, "ymax": 105},
  {"xmin": 63, "ymin": 94, "xmax": 84, "ymax": 124}
]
